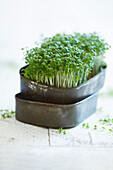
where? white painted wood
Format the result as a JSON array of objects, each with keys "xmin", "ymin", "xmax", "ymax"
[
  {"xmin": 0, "ymin": 145, "xmax": 113, "ymax": 170},
  {"xmin": 49, "ymin": 96, "xmax": 113, "ymax": 146},
  {"xmin": 0, "ymin": 117, "xmax": 49, "ymax": 146}
]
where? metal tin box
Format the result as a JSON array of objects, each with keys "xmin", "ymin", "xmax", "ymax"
[
  {"xmin": 16, "ymin": 92, "xmax": 98, "ymax": 128},
  {"xmin": 20, "ymin": 65, "xmax": 106, "ymax": 104}
]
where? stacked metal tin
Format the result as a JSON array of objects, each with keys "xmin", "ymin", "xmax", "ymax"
[{"xmin": 15, "ymin": 66, "xmax": 106, "ymax": 128}]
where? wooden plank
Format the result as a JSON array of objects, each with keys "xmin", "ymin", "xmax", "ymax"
[
  {"xmin": 49, "ymin": 96, "xmax": 113, "ymax": 146},
  {"xmin": 0, "ymin": 145, "xmax": 113, "ymax": 170},
  {"xmin": 0, "ymin": 118, "xmax": 49, "ymax": 146}
]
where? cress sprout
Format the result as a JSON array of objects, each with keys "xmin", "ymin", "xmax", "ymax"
[{"xmin": 22, "ymin": 33, "xmax": 110, "ymax": 88}]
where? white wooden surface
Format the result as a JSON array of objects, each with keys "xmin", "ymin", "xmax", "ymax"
[
  {"xmin": 0, "ymin": 145, "xmax": 113, "ymax": 170},
  {"xmin": 0, "ymin": 118, "xmax": 48, "ymax": 146},
  {"xmin": 50, "ymin": 96, "xmax": 113, "ymax": 146}
]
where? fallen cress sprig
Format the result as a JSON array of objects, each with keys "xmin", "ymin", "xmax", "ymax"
[
  {"xmin": 82, "ymin": 117, "xmax": 113, "ymax": 132},
  {"xmin": 0, "ymin": 109, "xmax": 15, "ymax": 119}
]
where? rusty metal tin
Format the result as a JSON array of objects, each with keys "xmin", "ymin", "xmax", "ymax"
[
  {"xmin": 20, "ymin": 65, "xmax": 106, "ymax": 104},
  {"xmin": 15, "ymin": 92, "xmax": 98, "ymax": 128}
]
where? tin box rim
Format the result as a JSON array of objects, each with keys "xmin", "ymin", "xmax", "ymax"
[{"xmin": 15, "ymin": 92, "xmax": 98, "ymax": 107}]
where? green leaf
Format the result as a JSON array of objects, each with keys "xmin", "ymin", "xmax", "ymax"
[
  {"xmin": 59, "ymin": 128, "xmax": 63, "ymax": 133},
  {"xmin": 82, "ymin": 123, "xmax": 86, "ymax": 127},
  {"xmin": 94, "ymin": 125, "xmax": 97, "ymax": 130},
  {"xmin": 63, "ymin": 131, "xmax": 66, "ymax": 135},
  {"xmin": 86, "ymin": 124, "xmax": 90, "ymax": 128},
  {"xmin": 109, "ymin": 129, "xmax": 112, "ymax": 132},
  {"xmin": 0, "ymin": 109, "xmax": 15, "ymax": 119}
]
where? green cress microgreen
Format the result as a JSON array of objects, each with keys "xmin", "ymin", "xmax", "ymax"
[
  {"xmin": 59, "ymin": 128, "xmax": 66, "ymax": 135},
  {"xmin": 82, "ymin": 123, "xmax": 90, "ymax": 128},
  {"xmin": 63, "ymin": 131, "xmax": 66, "ymax": 135},
  {"xmin": 59, "ymin": 128, "xmax": 63, "ymax": 133},
  {"xmin": 86, "ymin": 123, "xmax": 90, "ymax": 128},
  {"xmin": 82, "ymin": 123, "xmax": 86, "ymax": 127},
  {"xmin": 0, "ymin": 109, "xmax": 15, "ymax": 119},
  {"xmin": 94, "ymin": 125, "xmax": 97, "ymax": 130},
  {"xmin": 82, "ymin": 117, "xmax": 113, "ymax": 132},
  {"xmin": 22, "ymin": 33, "xmax": 110, "ymax": 88},
  {"xmin": 11, "ymin": 137, "xmax": 15, "ymax": 140}
]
